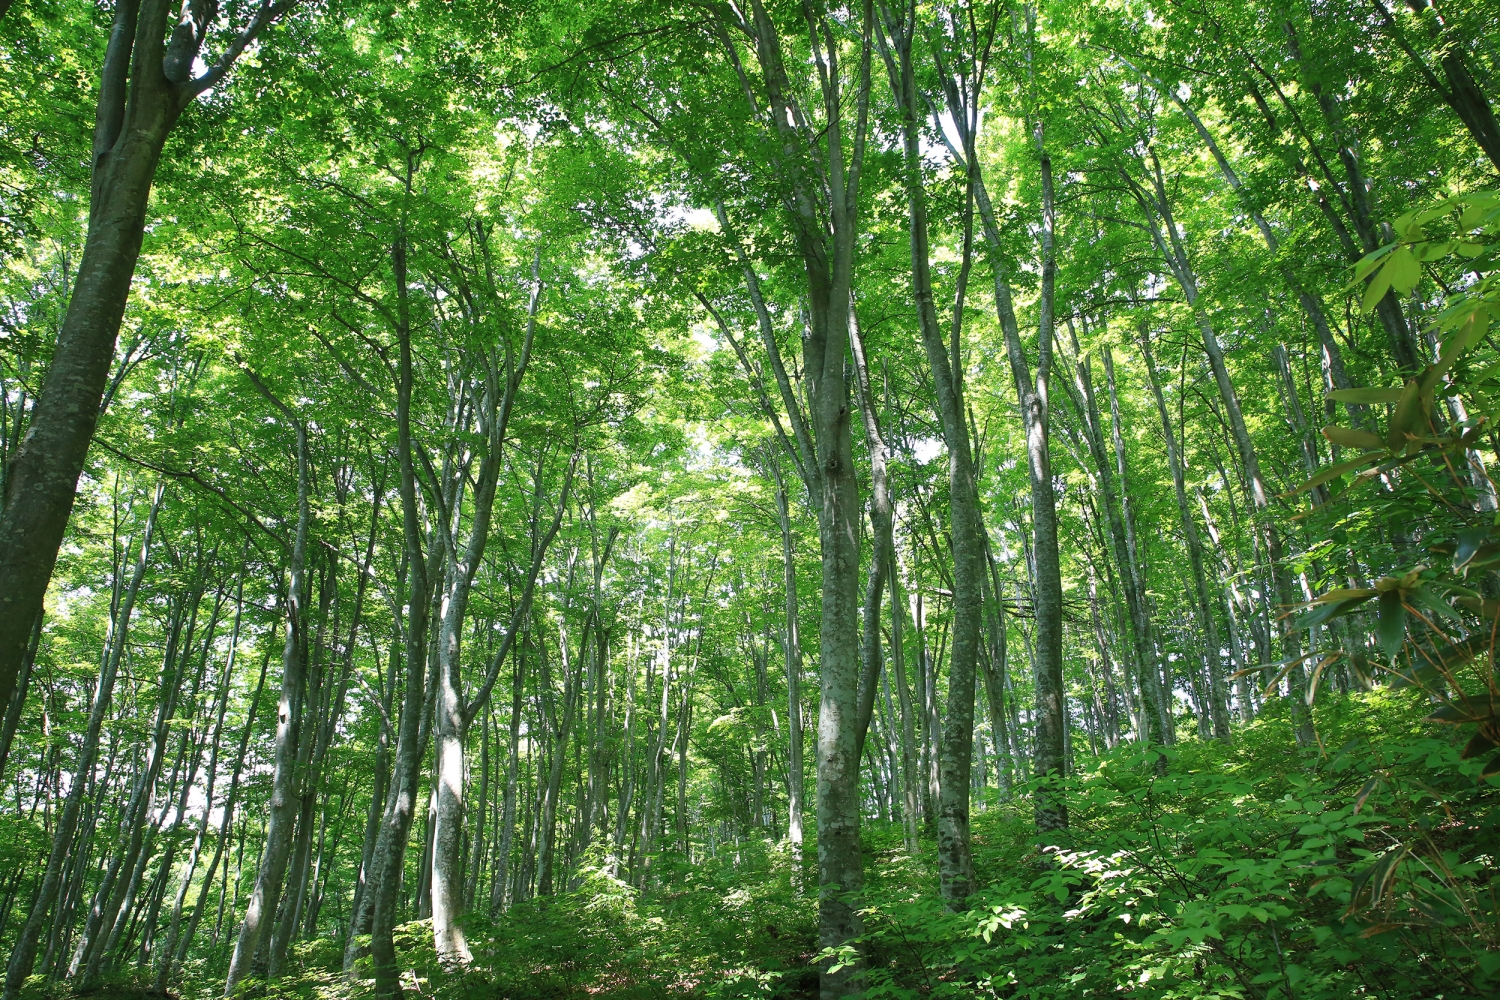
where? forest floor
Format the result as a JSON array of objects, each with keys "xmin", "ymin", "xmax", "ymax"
[{"xmin": 49, "ymin": 690, "xmax": 1500, "ymax": 1000}]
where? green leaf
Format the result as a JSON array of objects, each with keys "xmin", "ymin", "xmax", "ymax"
[
  {"xmin": 1424, "ymin": 637, "xmax": 1480, "ymax": 671},
  {"xmin": 1384, "ymin": 245, "xmax": 1422, "ymax": 295},
  {"xmin": 1377, "ymin": 589, "xmax": 1406, "ymax": 659},
  {"xmin": 1386, "ymin": 379, "xmax": 1424, "ymax": 451},
  {"xmin": 1407, "ymin": 587, "xmax": 1460, "ymax": 623},
  {"xmin": 1455, "ymin": 526, "xmax": 1491, "ymax": 569},
  {"xmin": 1362, "ymin": 264, "xmax": 1396, "ymax": 312},
  {"xmin": 1462, "ymin": 730, "xmax": 1499, "ymax": 760},
  {"xmin": 1350, "ymin": 243, "xmax": 1396, "ymax": 284},
  {"xmin": 1294, "ymin": 454, "xmax": 1381, "ymax": 493},
  {"xmin": 1427, "ymin": 702, "xmax": 1484, "ymax": 724},
  {"xmin": 1309, "ymin": 587, "xmax": 1379, "ymax": 604},
  {"xmin": 1305, "ymin": 654, "xmax": 1336, "ymax": 705},
  {"xmin": 1321, "ymin": 425, "xmax": 1385, "ymax": 451},
  {"xmin": 1295, "ymin": 594, "xmax": 1374, "ymax": 631}
]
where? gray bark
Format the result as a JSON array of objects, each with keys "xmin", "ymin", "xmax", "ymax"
[
  {"xmin": 1138, "ymin": 337, "xmax": 1231, "ymax": 740},
  {"xmin": 877, "ymin": 5, "xmax": 982, "ymax": 903},
  {"xmin": 0, "ymin": 0, "xmax": 294, "ymax": 726},
  {"xmin": 226, "ymin": 399, "xmax": 310, "ymax": 992},
  {"xmin": 430, "ymin": 250, "xmax": 539, "ymax": 967},
  {"xmin": 769, "ymin": 462, "xmax": 805, "ymax": 851},
  {"xmin": 3, "ymin": 482, "xmax": 162, "ymax": 1000}
]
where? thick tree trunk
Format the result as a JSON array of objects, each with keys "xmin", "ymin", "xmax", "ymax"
[
  {"xmin": 0, "ymin": 614, "xmax": 41, "ymax": 786},
  {"xmin": 366, "ymin": 187, "xmax": 439, "ymax": 1000},
  {"xmin": 0, "ymin": 0, "xmax": 178, "ymax": 717},
  {"xmin": 717, "ymin": 6, "xmax": 872, "ymax": 992},
  {"xmin": 0, "ymin": 0, "xmax": 286, "ymax": 721}
]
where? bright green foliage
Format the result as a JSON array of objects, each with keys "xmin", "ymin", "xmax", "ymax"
[
  {"xmin": 853, "ymin": 696, "xmax": 1499, "ymax": 999},
  {"xmin": 6, "ymin": 0, "xmax": 1500, "ymax": 998}
]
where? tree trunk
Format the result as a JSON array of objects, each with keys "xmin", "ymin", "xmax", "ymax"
[
  {"xmin": 76, "ymin": 563, "xmax": 203, "ymax": 984},
  {"xmin": 770, "ymin": 463, "xmax": 804, "ymax": 852},
  {"xmin": 879, "ymin": 11, "xmax": 982, "ymax": 903},
  {"xmin": 975, "ymin": 149, "xmax": 1067, "ymax": 830},
  {"xmin": 1102, "ymin": 348, "xmax": 1172, "ymax": 744},
  {"xmin": 3, "ymin": 483, "xmax": 162, "ymax": 1000},
  {"xmin": 1133, "ymin": 154, "xmax": 1313, "ymax": 745},
  {"xmin": 888, "ymin": 552, "xmax": 920, "ymax": 849},
  {"xmin": 1139, "ymin": 337, "xmax": 1231, "ymax": 740},
  {"xmin": 0, "ymin": 0, "xmax": 289, "ymax": 718},
  {"xmin": 173, "ymin": 652, "xmax": 268, "ymax": 983},
  {"xmin": 226, "ymin": 414, "xmax": 310, "ymax": 992}
]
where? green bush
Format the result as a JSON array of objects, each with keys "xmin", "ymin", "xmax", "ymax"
[{"xmin": 850, "ymin": 693, "xmax": 1499, "ymax": 999}]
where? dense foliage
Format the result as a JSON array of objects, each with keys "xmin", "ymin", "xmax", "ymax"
[{"xmin": 1, "ymin": 0, "xmax": 1498, "ymax": 998}]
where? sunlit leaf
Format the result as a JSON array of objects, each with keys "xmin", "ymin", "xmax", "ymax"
[
  {"xmin": 1294, "ymin": 454, "xmax": 1381, "ymax": 494},
  {"xmin": 1377, "ymin": 590, "xmax": 1406, "ymax": 659}
]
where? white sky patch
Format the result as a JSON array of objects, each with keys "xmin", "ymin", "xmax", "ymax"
[
  {"xmin": 910, "ymin": 436, "xmax": 945, "ymax": 464},
  {"xmin": 690, "ymin": 319, "xmax": 717, "ymax": 355},
  {"xmin": 660, "ymin": 205, "xmax": 720, "ymax": 231}
]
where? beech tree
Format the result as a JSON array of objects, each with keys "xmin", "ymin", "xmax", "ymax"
[{"xmin": 4, "ymin": 2, "xmax": 1500, "ymax": 999}]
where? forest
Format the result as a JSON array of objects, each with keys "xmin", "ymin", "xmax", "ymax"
[{"xmin": 1, "ymin": 0, "xmax": 1499, "ymax": 998}]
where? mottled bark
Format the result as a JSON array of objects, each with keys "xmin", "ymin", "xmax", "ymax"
[{"xmin": 877, "ymin": 4, "xmax": 982, "ymax": 902}]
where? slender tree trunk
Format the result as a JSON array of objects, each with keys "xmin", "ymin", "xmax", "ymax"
[
  {"xmin": 77, "ymin": 563, "xmax": 203, "ymax": 983},
  {"xmin": 431, "ymin": 258, "xmax": 538, "ymax": 965},
  {"xmin": 344, "ymin": 641, "xmax": 394, "ymax": 970},
  {"xmin": 156, "ymin": 583, "xmax": 243, "ymax": 988},
  {"xmin": 1061, "ymin": 325, "xmax": 1158, "ymax": 744},
  {"xmin": 174, "ymin": 652, "xmax": 268, "ymax": 981},
  {"xmin": 1139, "ymin": 337, "xmax": 1230, "ymax": 740},
  {"xmin": 770, "ymin": 463, "xmax": 804, "ymax": 852},
  {"xmin": 879, "ymin": 11, "xmax": 982, "ymax": 902},
  {"xmin": 888, "ymin": 553, "xmax": 920, "ymax": 849},
  {"xmin": 493, "ymin": 640, "xmax": 525, "ymax": 910},
  {"xmin": 975, "ymin": 148, "xmax": 1066, "ymax": 830},
  {"xmin": 3, "ymin": 484, "xmax": 163, "ymax": 1000},
  {"xmin": 1133, "ymin": 159, "xmax": 1313, "ymax": 745},
  {"xmin": 226, "ymin": 414, "xmax": 310, "ymax": 991},
  {"xmin": 537, "ymin": 624, "xmax": 582, "ymax": 896},
  {"xmin": 1102, "ymin": 349, "xmax": 1171, "ymax": 743}
]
